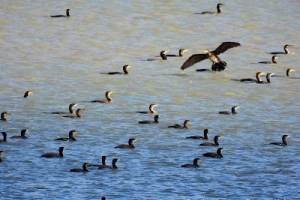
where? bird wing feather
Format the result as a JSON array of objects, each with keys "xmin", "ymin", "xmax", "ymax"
[
  {"xmin": 180, "ymin": 54, "xmax": 207, "ymax": 70},
  {"xmin": 212, "ymin": 42, "xmax": 241, "ymax": 55}
]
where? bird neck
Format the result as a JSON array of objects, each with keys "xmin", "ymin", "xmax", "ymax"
[
  {"xmin": 217, "ymin": 6, "xmax": 221, "ymax": 13},
  {"xmin": 214, "ymin": 137, "xmax": 219, "ymax": 145}
]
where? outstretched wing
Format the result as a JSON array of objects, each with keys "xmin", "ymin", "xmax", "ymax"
[
  {"xmin": 212, "ymin": 42, "xmax": 241, "ymax": 55},
  {"xmin": 180, "ymin": 54, "xmax": 207, "ymax": 70}
]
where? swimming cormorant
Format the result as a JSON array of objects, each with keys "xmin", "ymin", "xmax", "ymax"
[
  {"xmin": 257, "ymin": 73, "xmax": 274, "ymax": 84},
  {"xmin": 270, "ymin": 135, "xmax": 289, "ymax": 146},
  {"xmin": 203, "ymin": 148, "xmax": 224, "ymax": 158},
  {"xmin": 181, "ymin": 42, "xmax": 241, "ymax": 71},
  {"xmin": 63, "ymin": 109, "xmax": 83, "ymax": 118},
  {"xmin": 239, "ymin": 72, "xmax": 264, "ymax": 82},
  {"xmin": 42, "ymin": 147, "xmax": 64, "ymax": 158},
  {"xmin": 10, "ymin": 129, "xmax": 28, "ymax": 139},
  {"xmin": 186, "ymin": 129, "xmax": 209, "ymax": 139},
  {"xmin": 138, "ymin": 115, "xmax": 159, "ymax": 124},
  {"xmin": 181, "ymin": 158, "xmax": 201, "ymax": 168},
  {"xmin": 24, "ymin": 90, "xmax": 33, "ymax": 98},
  {"xmin": 270, "ymin": 45, "xmax": 292, "ymax": 54},
  {"xmin": 259, "ymin": 56, "xmax": 278, "ymax": 64},
  {"xmin": 200, "ymin": 135, "xmax": 222, "ymax": 146},
  {"xmin": 90, "ymin": 156, "xmax": 107, "ymax": 168},
  {"xmin": 168, "ymin": 120, "xmax": 190, "ymax": 129},
  {"xmin": 286, "ymin": 68, "xmax": 294, "ymax": 76},
  {"xmin": 115, "ymin": 138, "xmax": 137, "ymax": 149},
  {"xmin": 108, "ymin": 65, "xmax": 131, "ymax": 75},
  {"xmin": 91, "ymin": 91, "xmax": 114, "ymax": 103},
  {"xmin": 55, "ymin": 130, "xmax": 77, "ymax": 141},
  {"xmin": 51, "ymin": 9, "xmax": 70, "ymax": 17},
  {"xmin": 148, "ymin": 50, "xmax": 169, "ymax": 61},
  {"xmin": 0, "ymin": 132, "xmax": 7, "ymax": 142},
  {"xmin": 51, "ymin": 103, "xmax": 78, "ymax": 114},
  {"xmin": 201, "ymin": 3, "xmax": 224, "ymax": 14},
  {"xmin": 1, "ymin": 112, "xmax": 8, "ymax": 121},
  {"xmin": 137, "ymin": 104, "xmax": 157, "ymax": 114},
  {"xmin": 166, "ymin": 49, "xmax": 188, "ymax": 57},
  {"xmin": 108, "ymin": 158, "xmax": 119, "ymax": 169},
  {"xmin": 70, "ymin": 163, "xmax": 89, "ymax": 172},
  {"xmin": 219, "ymin": 106, "xmax": 240, "ymax": 115}
]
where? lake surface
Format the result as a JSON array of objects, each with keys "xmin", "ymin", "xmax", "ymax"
[{"xmin": 1, "ymin": 0, "xmax": 299, "ymax": 199}]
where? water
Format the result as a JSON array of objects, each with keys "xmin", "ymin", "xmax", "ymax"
[{"xmin": 1, "ymin": 0, "xmax": 300, "ymax": 199}]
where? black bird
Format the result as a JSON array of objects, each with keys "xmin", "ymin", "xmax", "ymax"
[
  {"xmin": 91, "ymin": 91, "xmax": 114, "ymax": 103},
  {"xmin": 106, "ymin": 158, "xmax": 119, "ymax": 170},
  {"xmin": 259, "ymin": 56, "xmax": 278, "ymax": 64},
  {"xmin": 90, "ymin": 156, "xmax": 107, "ymax": 168},
  {"xmin": 50, "ymin": 103, "xmax": 78, "ymax": 114},
  {"xmin": 270, "ymin": 45, "xmax": 292, "ymax": 54},
  {"xmin": 166, "ymin": 49, "xmax": 188, "ymax": 57},
  {"xmin": 181, "ymin": 158, "xmax": 201, "ymax": 168},
  {"xmin": 219, "ymin": 106, "xmax": 240, "ymax": 115},
  {"xmin": 148, "ymin": 50, "xmax": 169, "ymax": 61},
  {"xmin": 63, "ymin": 109, "xmax": 83, "ymax": 118},
  {"xmin": 257, "ymin": 73, "xmax": 274, "ymax": 84},
  {"xmin": 203, "ymin": 148, "xmax": 224, "ymax": 158},
  {"xmin": 137, "ymin": 104, "xmax": 157, "ymax": 114},
  {"xmin": 0, "ymin": 132, "xmax": 7, "ymax": 142},
  {"xmin": 55, "ymin": 130, "xmax": 77, "ymax": 141},
  {"xmin": 181, "ymin": 42, "xmax": 241, "ymax": 71},
  {"xmin": 11, "ymin": 129, "xmax": 28, "ymax": 139},
  {"xmin": 186, "ymin": 129, "xmax": 209, "ymax": 139},
  {"xmin": 168, "ymin": 120, "xmax": 190, "ymax": 129},
  {"xmin": 115, "ymin": 138, "xmax": 137, "ymax": 149},
  {"xmin": 51, "ymin": 9, "xmax": 70, "ymax": 18},
  {"xmin": 138, "ymin": 115, "xmax": 159, "ymax": 124},
  {"xmin": 270, "ymin": 135, "xmax": 289, "ymax": 146},
  {"xmin": 1, "ymin": 112, "xmax": 8, "ymax": 121},
  {"xmin": 41, "ymin": 147, "xmax": 64, "ymax": 158},
  {"xmin": 108, "ymin": 65, "xmax": 131, "ymax": 75},
  {"xmin": 24, "ymin": 90, "xmax": 33, "ymax": 98},
  {"xmin": 200, "ymin": 136, "xmax": 222, "ymax": 146},
  {"xmin": 238, "ymin": 72, "xmax": 264, "ymax": 82},
  {"xmin": 201, "ymin": 3, "xmax": 224, "ymax": 14},
  {"xmin": 286, "ymin": 68, "xmax": 294, "ymax": 77},
  {"xmin": 70, "ymin": 163, "xmax": 89, "ymax": 172}
]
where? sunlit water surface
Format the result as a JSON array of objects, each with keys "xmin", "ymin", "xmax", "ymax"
[{"xmin": 1, "ymin": 0, "xmax": 300, "ymax": 199}]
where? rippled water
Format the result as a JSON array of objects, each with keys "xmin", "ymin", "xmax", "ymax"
[{"xmin": 1, "ymin": 0, "xmax": 300, "ymax": 199}]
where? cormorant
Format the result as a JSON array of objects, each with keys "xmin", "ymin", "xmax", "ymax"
[
  {"xmin": 168, "ymin": 120, "xmax": 190, "ymax": 129},
  {"xmin": 219, "ymin": 106, "xmax": 240, "ymax": 115},
  {"xmin": 55, "ymin": 130, "xmax": 77, "ymax": 141},
  {"xmin": 138, "ymin": 115, "xmax": 159, "ymax": 124},
  {"xmin": 98, "ymin": 158, "xmax": 119, "ymax": 170},
  {"xmin": 1, "ymin": 112, "xmax": 8, "ymax": 121},
  {"xmin": 203, "ymin": 148, "xmax": 224, "ymax": 158},
  {"xmin": 70, "ymin": 163, "xmax": 89, "ymax": 172},
  {"xmin": 51, "ymin": 9, "xmax": 70, "ymax": 17},
  {"xmin": 90, "ymin": 156, "xmax": 108, "ymax": 168},
  {"xmin": 108, "ymin": 65, "xmax": 131, "ymax": 75},
  {"xmin": 286, "ymin": 68, "xmax": 294, "ymax": 76},
  {"xmin": 181, "ymin": 158, "xmax": 201, "ymax": 168},
  {"xmin": 270, "ymin": 45, "xmax": 292, "ymax": 54},
  {"xmin": 148, "ymin": 50, "xmax": 169, "ymax": 61},
  {"xmin": 200, "ymin": 136, "xmax": 222, "ymax": 146},
  {"xmin": 270, "ymin": 135, "xmax": 289, "ymax": 146},
  {"xmin": 115, "ymin": 138, "xmax": 137, "ymax": 149},
  {"xmin": 41, "ymin": 147, "xmax": 64, "ymax": 158},
  {"xmin": 24, "ymin": 90, "xmax": 33, "ymax": 98},
  {"xmin": 0, "ymin": 132, "xmax": 7, "ymax": 142},
  {"xmin": 51, "ymin": 103, "xmax": 78, "ymax": 114},
  {"xmin": 257, "ymin": 73, "xmax": 274, "ymax": 84},
  {"xmin": 10, "ymin": 129, "xmax": 28, "ymax": 139},
  {"xmin": 137, "ymin": 104, "xmax": 157, "ymax": 114},
  {"xmin": 63, "ymin": 109, "xmax": 83, "ymax": 118},
  {"xmin": 201, "ymin": 3, "xmax": 224, "ymax": 14},
  {"xmin": 91, "ymin": 91, "xmax": 114, "ymax": 103},
  {"xmin": 259, "ymin": 56, "xmax": 278, "ymax": 64},
  {"xmin": 166, "ymin": 49, "xmax": 188, "ymax": 57},
  {"xmin": 181, "ymin": 42, "xmax": 241, "ymax": 71},
  {"xmin": 239, "ymin": 72, "xmax": 264, "ymax": 82},
  {"xmin": 186, "ymin": 129, "xmax": 209, "ymax": 139}
]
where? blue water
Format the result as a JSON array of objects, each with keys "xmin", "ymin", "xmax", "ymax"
[{"xmin": 1, "ymin": 0, "xmax": 300, "ymax": 199}]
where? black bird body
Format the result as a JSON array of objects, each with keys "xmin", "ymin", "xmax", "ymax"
[
  {"xmin": 51, "ymin": 9, "xmax": 70, "ymax": 18},
  {"xmin": 103, "ymin": 158, "xmax": 119, "ymax": 170},
  {"xmin": 201, "ymin": 3, "xmax": 224, "ymax": 14},
  {"xmin": 270, "ymin": 45, "xmax": 292, "ymax": 54},
  {"xmin": 63, "ymin": 109, "xmax": 83, "ymax": 118},
  {"xmin": 203, "ymin": 148, "xmax": 224, "ymax": 158},
  {"xmin": 148, "ymin": 50, "xmax": 168, "ymax": 61},
  {"xmin": 11, "ymin": 129, "xmax": 28, "ymax": 139},
  {"xmin": 168, "ymin": 120, "xmax": 190, "ymax": 129},
  {"xmin": 108, "ymin": 65, "xmax": 131, "ymax": 75},
  {"xmin": 239, "ymin": 72, "xmax": 264, "ymax": 83},
  {"xmin": 200, "ymin": 136, "xmax": 222, "ymax": 146},
  {"xmin": 181, "ymin": 158, "xmax": 201, "ymax": 168},
  {"xmin": 115, "ymin": 138, "xmax": 137, "ymax": 149},
  {"xmin": 257, "ymin": 73, "xmax": 274, "ymax": 84},
  {"xmin": 55, "ymin": 130, "xmax": 77, "ymax": 141},
  {"xmin": 70, "ymin": 163, "xmax": 89, "ymax": 172},
  {"xmin": 90, "ymin": 156, "xmax": 108, "ymax": 168},
  {"xmin": 219, "ymin": 106, "xmax": 240, "ymax": 115},
  {"xmin": 137, "ymin": 104, "xmax": 157, "ymax": 114},
  {"xmin": 186, "ymin": 129, "xmax": 209, "ymax": 139},
  {"xmin": 91, "ymin": 91, "xmax": 114, "ymax": 103},
  {"xmin": 270, "ymin": 135, "xmax": 289, "ymax": 146},
  {"xmin": 51, "ymin": 103, "xmax": 78, "ymax": 114},
  {"xmin": 181, "ymin": 42, "xmax": 241, "ymax": 71},
  {"xmin": 259, "ymin": 56, "xmax": 278, "ymax": 64},
  {"xmin": 42, "ymin": 147, "xmax": 64, "ymax": 158},
  {"xmin": 138, "ymin": 115, "xmax": 159, "ymax": 124}
]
